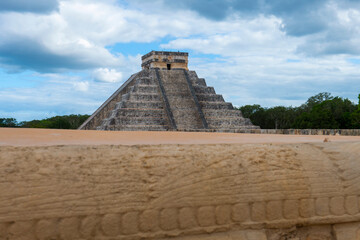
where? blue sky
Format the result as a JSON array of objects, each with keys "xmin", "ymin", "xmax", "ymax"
[{"xmin": 0, "ymin": 0, "xmax": 360, "ymax": 121}]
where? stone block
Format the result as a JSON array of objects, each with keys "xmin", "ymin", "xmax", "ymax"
[
  {"xmin": 139, "ymin": 209, "xmax": 159, "ymax": 232},
  {"xmin": 266, "ymin": 200, "xmax": 282, "ymax": 221},
  {"xmin": 232, "ymin": 203, "xmax": 250, "ymax": 222},
  {"xmin": 330, "ymin": 196, "xmax": 345, "ymax": 215},
  {"xmin": 80, "ymin": 216, "xmax": 98, "ymax": 238},
  {"xmin": 283, "ymin": 200, "xmax": 299, "ymax": 219},
  {"xmin": 315, "ymin": 197, "xmax": 329, "ymax": 216},
  {"xmin": 122, "ymin": 211, "xmax": 139, "ymax": 235},
  {"xmin": 160, "ymin": 208, "xmax": 178, "ymax": 230},
  {"xmin": 215, "ymin": 205, "xmax": 231, "ymax": 225},
  {"xmin": 299, "ymin": 199, "xmax": 315, "ymax": 218},
  {"xmin": 251, "ymin": 202, "xmax": 266, "ymax": 222},
  {"xmin": 8, "ymin": 221, "xmax": 35, "ymax": 240},
  {"xmin": 36, "ymin": 219, "xmax": 58, "ymax": 240},
  {"xmin": 305, "ymin": 225, "xmax": 333, "ymax": 240},
  {"xmin": 333, "ymin": 222, "xmax": 360, "ymax": 240},
  {"xmin": 102, "ymin": 214, "xmax": 120, "ymax": 236},
  {"xmin": 179, "ymin": 207, "xmax": 198, "ymax": 229},
  {"xmin": 197, "ymin": 206, "xmax": 216, "ymax": 227},
  {"xmin": 58, "ymin": 217, "xmax": 80, "ymax": 239},
  {"xmin": 345, "ymin": 195, "xmax": 358, "ymax": 215}
]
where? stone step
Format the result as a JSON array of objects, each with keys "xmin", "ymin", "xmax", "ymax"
[
  {"xmin": 207, "ymin": 118, "xmax": 246, "ymax": 127},
  {"xmin": 193, "ymin": 86, "xmax": 216, "ymax": 94},
  {"xmin": 121, "ymin": 101, "xmax": 164, "ymax": 109},
  {"xmin": 191, "ymin": 78, "xmax": 206, "ymax": 86},
  {"xmin": 115, "ymin": 108, "xmax": 166, "ymax": 118},
  {"xmin": 196, "ymin": 94, "xmax": 224, "ymax": 102},
  {"xmin": 162, "ymin": 82, "xmax": 189, "ymax": 92},
  {"xmin": 199, "ymin": 101, "xmax": 233, "ymax": 110},
  {"xmin": 129, "ymin": 93, "xmax": 161, "ymax": 101},
  {"xmin": 164, "ymin": 87, "xmax": 190, "ymax": 95},
  {"xmin": 167, "ymin": 97, "xmax": 196, "ymax": 109},
  {"xmin": 120, "ymin": 126, "xmax": 168, "ymax": 131},
  {"xmin": 203, "ymin": 109, "xmax": 242, "ymax": 118},
  {"xmin": 187, "ymin": 71, "xmax": 207, "ymax": 86},
  {"xmin": 167, "ymin": 93, "xmax": 193, "ymax": 99},
  {"xmin": 187, "ymin": 71, "xmax": 198, "ymax": 78},
  {"xmin": 158, "ymin": 69, "xmax": 205, "ymax": 130},
  {"xmin": 172, "ymin": 108, "xmax": 201, "ymax": 120},
  {"xmin": 176, "ymin": 124, "xmax": 204, "ymax": 130},
  {"xmin": 160, "ymin": 71, "xmax": 186, "ymax": 84},
  {"xmin": 121, "ymin": 93, "xmax": 130, "ymax": 101},
  {"xmin": 211, "ymin": 125, "xmax": 261, "ymax": 131},
  {"xmin": 135, "ymin": 77, "xmax": 157, "ymax": 85},
  {"xmin": 101, "ymin": 125, "xmax": 169, "ymax": 131},
  {"xmin": 114, "ymin": 117, "xmax": 169, "ymax": 125},
  {"xmin": 172, "ymin": 109, "xmax": 203, "ymax": 129},
  {"xmin": 132, "ymin": 85, "xmax": 158, "ymax": 93}
]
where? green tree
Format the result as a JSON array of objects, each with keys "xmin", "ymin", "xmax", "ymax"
[
  {"xmin": 0, "ymin": 118, "xmax": 18, "ymax": 127},
  {"xmin": 293, "ymin": 97, "xmax": 356, "ymax": 129},
  {"xmin": 238, "ymin": 105, "xmax": 268, "ymax": 128},
  {"xmin": 266, "ymin": 106, "xmax": 299, "ymax": 129},
  {"xmin": 349, "ymin": 94, "xmax": 360, "ymax": 128},
  {"xmin": 301, "ymin": 92, "xmax": 334, "ymax": 111},
  {"xmin": 19, "ymin": 114, "xmax": 90, "ymax": 129},
  {"xmin": 350, "ymin": 112, "xmax": 360, "ymax": 128},
  {"xmin": 238, "ymin": 92, "xmax": 359, "ymax": 129},
  {"xmin": 239, "ymin": 104, "xmax": 303, "ymax": 129}
]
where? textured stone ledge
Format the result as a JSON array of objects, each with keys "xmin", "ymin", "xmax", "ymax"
[
  {"xmin": 2, "ymin": 196, "xmax": 360, "ymax": 240},
  {"xmin": 240, "ymin": 129, "xmax": 360, "ymax": 136},
  {"xmin": 148, "ymin": 128, "xmax": 360, "ymax": 135}
]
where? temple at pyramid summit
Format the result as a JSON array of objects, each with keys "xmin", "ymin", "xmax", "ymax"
[{"xmin": 79, "ymin": 51, "xmax": 259, "ymax": 131}]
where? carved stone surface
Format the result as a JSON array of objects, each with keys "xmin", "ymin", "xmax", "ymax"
[{"xmin": 1, "ymin": 142, "xmax": 360, "ymax": 239}]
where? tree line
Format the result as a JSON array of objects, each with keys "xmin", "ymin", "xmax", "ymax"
[
  {"xmin": 238, "ymin": 92, "xmax": 360, "ymax": 129},
  {"xmin": 1, "ymin": 92, "xmax": 360, "ymax": 130},
  {"xmin": 0, "ymin": 114, "xmax": 90, "ymax": 129}
]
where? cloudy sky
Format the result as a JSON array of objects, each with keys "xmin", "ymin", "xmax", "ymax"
[{"xmin": 1, "ymin": 0, "xmax": 360, "ymax": 121}]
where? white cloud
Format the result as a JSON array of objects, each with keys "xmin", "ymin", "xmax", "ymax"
[
  {"xmin": 0, "ymin": 73, "xmax": 124, "ymax": 120},
  {"xmin": 73, "ymin": 81, "xmax": 89, "ymax": 92},
  {"xmin": 93, "ymin": 68, "xmax": 123, "ymax": 83},
  {"xmin": 161, "ymin": 15, "xmax": 297, "ymax": 57},
  {"xmin": 188, "ymin": 53, "xmax": 360, "ymax": 108},
  {"xmin": 0, "ymin": 0, "xmax": 360, "ymax": 121}
]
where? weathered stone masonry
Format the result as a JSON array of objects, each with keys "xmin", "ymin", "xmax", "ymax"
[{"xmin": 79, "ymin": 51, "xmax": 259, "ymax": 131}]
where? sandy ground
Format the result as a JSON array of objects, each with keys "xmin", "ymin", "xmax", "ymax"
[{"xmin": 0, "ymin": 127, "xmax": 360, "ymax": 146}]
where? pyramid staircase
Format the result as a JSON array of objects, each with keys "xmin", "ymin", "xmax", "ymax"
[{"xmin": 79, "ymin": 69, "xmax": 259, "ymax": 132}]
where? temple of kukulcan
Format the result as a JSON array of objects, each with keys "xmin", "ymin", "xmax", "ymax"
[{"xmin": 79, "ymin": 51, "xmax": 259, "ymax": 131}]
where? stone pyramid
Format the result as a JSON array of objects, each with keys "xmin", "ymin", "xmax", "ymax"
[{"xmin": 79, "ymin": 51, "xmax": 259, "ymax": 132}]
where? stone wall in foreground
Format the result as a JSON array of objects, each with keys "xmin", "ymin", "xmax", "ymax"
[
  {"xmin": 235, "ymin": 128, "xmax": 360, "ymax": 136},
  {"xmin": 1, "ymin": 143, "xmax": 360, "ymax": 240}
]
